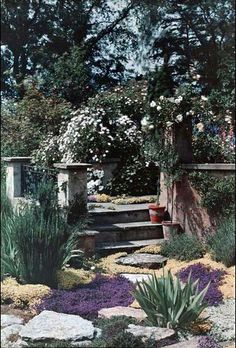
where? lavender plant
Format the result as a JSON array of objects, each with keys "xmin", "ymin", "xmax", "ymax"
[
  {"xmin": 178, "ymin": 263, "xmax": 226, "ymax": 306},
  {"xmin": 36, "ymin": 275, "xmax": 134, "ymax": 319}
]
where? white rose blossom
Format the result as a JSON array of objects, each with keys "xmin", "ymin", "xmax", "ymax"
[
  {"xmin": 156, "ymin": 105, "xmax": 162, "ymax": 111},
  {"xmin": 176, "ymin": 114, "xmax": 183, "ymax": 123},
  {"xmin": 150, "ymin": 101, "xmax": 156, "ymax": 108}
]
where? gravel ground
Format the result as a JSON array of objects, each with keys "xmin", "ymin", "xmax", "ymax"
[{"xmin": 206, "ymin": 299, "xmax": 235, "ymax": 341}]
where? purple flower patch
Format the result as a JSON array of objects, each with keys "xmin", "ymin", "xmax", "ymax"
[
  {"xmin": 36, "ymin": 274, "xmax": 134, "ymax": 319},
  {"xmin": 198, "ymin": 336, "xmax": 220, "ymax": 348},
  {"xmin": 178, "ymin": 263, "xmax": 226, "ymax": 306}
]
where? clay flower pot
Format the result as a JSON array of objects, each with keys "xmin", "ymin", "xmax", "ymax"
[
  {"xmin": 162, "ymin": 221, "xmax": 180, "ymax": 240},
  {"xmin": 148, "ymin": 204, "xmax": 166, "ymax": 224}
]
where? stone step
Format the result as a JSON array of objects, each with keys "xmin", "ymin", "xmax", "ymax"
[
  {"xmin": 96, "ymin": 238, "xmax": 164, "ymax": 254},
  {"xmin": 89, "ymin": 206, "xmax": 150, "ymax": 225},
  {"xmin": 93, "ymin": 221, "xmax": 163, "ymax": 243}
]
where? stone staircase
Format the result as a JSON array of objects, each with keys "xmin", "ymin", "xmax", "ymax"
[{"xmin": 88, "ymin": 203, "xmax": 164, "ymax": 254}]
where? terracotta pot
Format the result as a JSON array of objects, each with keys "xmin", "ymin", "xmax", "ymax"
[
  {"xmin": 162, "ymin": 221, "xmax": 180, "ymax": 240},
  {"xmin": 148, "ymin": 204, "xmax": 166, "ymax": 223}
]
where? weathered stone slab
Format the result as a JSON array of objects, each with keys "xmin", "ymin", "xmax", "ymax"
[
  {"xmin": 1, "ymin": 315, "xmax": 24, "ymax": 328},
  {"xmin": 20, "ymin": 311, "xmax": 101, "ymax": 343},
  {"xmin": 115, "ymin": 253, "xmax": 167, "ymax": 269},
  {"xmin": 120, "ymin": 273, "xmax": 151, "ymax": 284},
  {"xmin": 126, "ymin": 324, "xmax": 175, "ymax": 342},
  {"xmin": 164, "ymin": 337, "xmax": 200, "ymax": 348},
  {"xmin": 98, "ymin": 306, "xmax": 147, "ymax": 321}
]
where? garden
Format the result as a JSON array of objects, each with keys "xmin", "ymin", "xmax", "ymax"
[{"xmin": 1, "ymin": 1, "xmax": 235, "ymax": 348}]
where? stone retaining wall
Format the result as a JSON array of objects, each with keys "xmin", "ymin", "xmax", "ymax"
[{"xmin": 159, "ymin": 163, "xmax": 235, "ymax": 237}]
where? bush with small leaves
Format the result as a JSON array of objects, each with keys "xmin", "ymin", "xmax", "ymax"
[
  {"xmin": 160, "ymin": 233, "xmax": 205, "ymax": 261},
  {"xmin": 206, "ymin": 218, "xmax": 235, "ymax": 267}
]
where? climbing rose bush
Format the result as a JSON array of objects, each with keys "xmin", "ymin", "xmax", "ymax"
[
  {"xmin": 36, "ymin": 274, "xmax": 134, "ymax": 319},
  {"xmin": 178, "ymin": 263, "xmax": 226, "ymax": 306}
]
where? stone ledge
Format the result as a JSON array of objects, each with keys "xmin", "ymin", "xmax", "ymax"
[
  {"xmin": 54, "ymin": 163, "xmax": 92, "ymax": 170},
  {"xmin": 181, "ymin": 163, "xmax": 235, "ymax": 171},
  {"xmin": 2, "ymin": 157, "xmax": 32, "ymax": 163}
]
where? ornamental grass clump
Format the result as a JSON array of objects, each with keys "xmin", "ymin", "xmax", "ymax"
[
  {"xmin": 1, "ymin": 186, "xmax": 20, "ymax": 279},
  {"xmin": 36, "ymin": 274, "xmax": 134, "ymax": 319},
  {"xmin": 178, "ymin": 263, "xmax": 226, "ymax": 306},
  {"xmin": 206, "ymin": 218, "xmax": 235, "ymax": 267},
  {"xmin": 132, "ymin": 270, "xmax": 210, "ymax": 329},
  {"xmin": 5, "ymin": 205, "xmax": 77, "ymax": 288}
]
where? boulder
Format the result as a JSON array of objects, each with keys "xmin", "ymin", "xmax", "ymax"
[
  {"xmin": 126, "ymin": 324, "xmax": 175, "ymax": 342},
  {"xmin": 115, "ymin": 253, "xmax": 167, "ymax": 269},
  {"xmin": 98, "ymin": 306, "xmax": 147, "ymax": 321},
  {"xmin": 1, "ymin": 315, "xmax": 24, "ymax": 328},
  {"xmin": 20, "ymin": 311, "xmax": 101, "ymax": 343}
]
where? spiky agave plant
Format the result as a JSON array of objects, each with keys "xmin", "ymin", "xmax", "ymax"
[
  {"xmin": 132, "ymin": 270, "xmax": 210, "ymax": 330},
  {"xmin": 6, "ymin": 204, "xmax": 79, "ymax": 288}
]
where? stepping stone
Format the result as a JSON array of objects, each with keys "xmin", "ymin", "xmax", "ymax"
[
  {"xmin": 126, "ymin": 324, "xmax": 175, "ymax": 342},
  {"xmin": 98, "ymin": 306, "xmax": 147, "ymax": 321},
  {"xmin": 115, "ymin": 253, "xmax": 167, "ymax": 269},
  {"xmin": 1, "ymin": 315, "xmax": 24, "ymax": 329},
  {"xmin": 121, "ymin": 273, "xmax": 151, "ymax": 284},
  {"xmin": 20, "ymin": 310, "xmax": 101, "ymax": 343},
  {"xmin": 164, "ymin": 337, "xmax": 200, "ymax": 348}
]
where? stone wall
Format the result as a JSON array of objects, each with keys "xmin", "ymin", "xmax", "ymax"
[{"xmin": 159, "ymin": 163, "xmax": 235, "ymax": 237}]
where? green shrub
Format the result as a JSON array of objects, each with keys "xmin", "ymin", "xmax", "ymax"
[
  {"xmin": 160, "ymin": 233, "xmax": 205, "ymax": 261},
  {"xmin": 133, "ymin": 271, "xmax": 209, "ymax": 329},
  {"xmin": 206, "ymin": 218, "xmax": 235, "ymax": 267}
]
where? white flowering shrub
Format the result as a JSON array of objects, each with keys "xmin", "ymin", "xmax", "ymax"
[
  {"xmin": 33, "ymin": 80, "xmax": 160, "ymax": 195},
  {"xmin": 145, "ymin": 85, "xmax": 235, "ymax": 164}
]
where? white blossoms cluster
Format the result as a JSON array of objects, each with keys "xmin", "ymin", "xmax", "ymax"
[
  {"xmin": 57, "ymin": 104, "xmax": 141, "ymax": 164},
  {"xmin": 87, "ymin": 169, "xmax": 105, "ymax": 195}
]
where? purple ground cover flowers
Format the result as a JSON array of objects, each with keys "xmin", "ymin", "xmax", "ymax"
[
  {"xmin": 36, "ymin": 274, "xmax": 134, "ymax": 319},
  {"xmin": 178, "ymin": 263, "xmax": 226, "ymax": 306},
  {"xmin": 198, "ymin": 336, "xmax": 220, "ymax": 348}
]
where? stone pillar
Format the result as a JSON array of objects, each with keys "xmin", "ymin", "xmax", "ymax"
[
  {"xmin": 53, "ymin": 163, "xmax": 92, "ymax": 219},
  {"xmin": 2, "ymin": 157, "xmax": 32, "ymax": 203},
  {"xmin": 173, "ymin": 118, "xmax": 193, "ymax": 163}
]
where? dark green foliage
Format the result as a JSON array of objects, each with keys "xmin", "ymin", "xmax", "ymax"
[
  {"xmin": 160, "ymin": 233, "xmax": 205, "ymax": 261},
  {"xmin": 206, "ymin": 218, "xmax": 235, "ymax": 267},
  {"xmin": 189, "ymin": 172, "xmax": 235, "ymax": 217},
  {"xmin": 1, "ymin": 86, "xmax": 72, "ymax": 156},
  {"xmin": 91, "ymin": 316, "xmax": 156, "ymax": 348}
]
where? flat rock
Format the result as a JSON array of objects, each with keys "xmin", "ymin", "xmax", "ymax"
[
  {"xmin": 121, "ymin": 273, "xmax": 151, "ymax": 284},
  {"xmin": 126, "ymin": 324, "xmax": 175, "ymax": 342},
  {"xmin": 1, "ymin": 315, "xmax": 24, "ymax": 328},
  {"xmin": 164, "ymin": 337, "xmax": 199, "ymax": 348},
  {"xmin": 98, "ymin": 306, "xmax": 147, "ymax": 321},
  {"xmin": 115, "ymin": 253, "xmax": 167, "ymax": 269},
  {"xmin": 20, "ymin": 310, "xmax": 101, "ymax": 343}
]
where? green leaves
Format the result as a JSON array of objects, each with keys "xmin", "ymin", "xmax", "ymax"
[{"xmin": 132, "ymin": 270, "xmax": 209, "ymax": 330}]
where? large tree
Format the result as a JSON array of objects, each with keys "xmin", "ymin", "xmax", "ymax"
[
  {"xmin": 1, "ymin": 0, "xmax": 139, "ymax": 100},
  {"xmin": 139, "ymin": 0, "xmax": 235, "ymax": 96}
]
